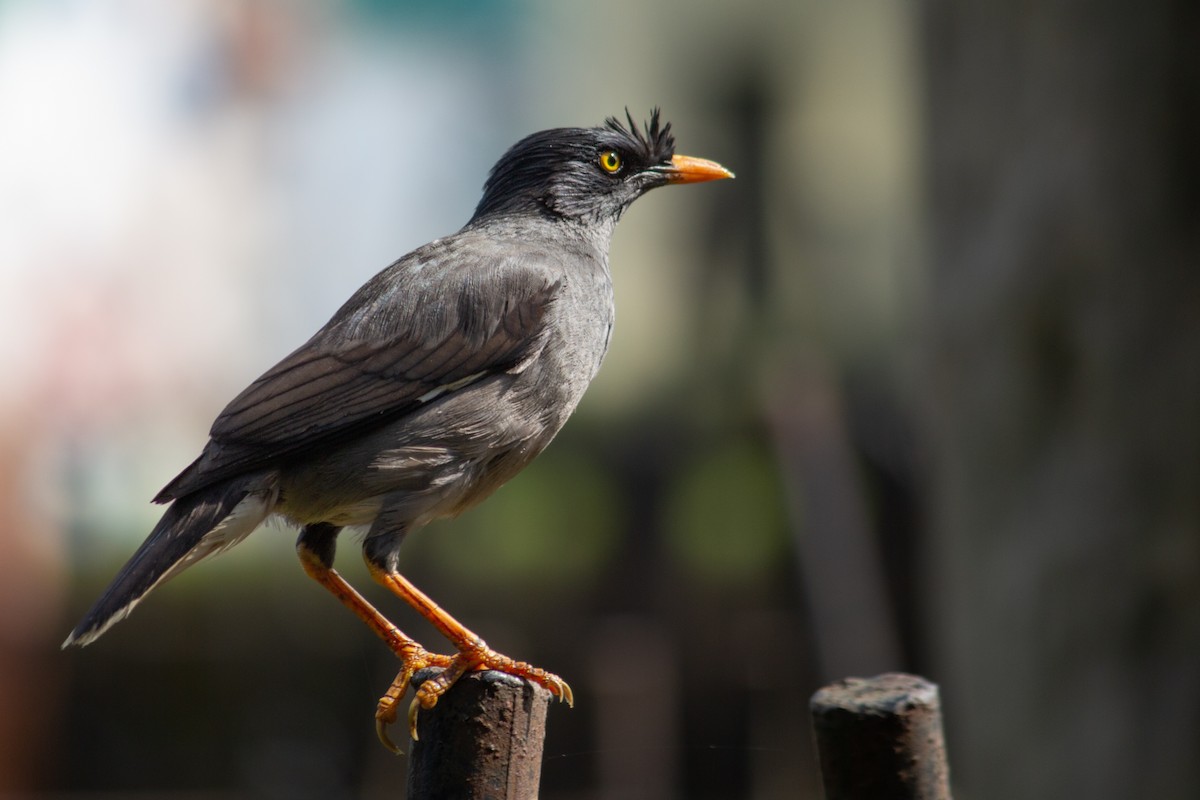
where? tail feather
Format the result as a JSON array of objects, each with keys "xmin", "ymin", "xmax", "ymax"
[{"xmin": 63, "ymin": 476, "xmax": 274, "ymax": 648}]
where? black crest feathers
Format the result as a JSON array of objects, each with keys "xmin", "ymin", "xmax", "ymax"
[{"xmin": 603, "ymin": 108, "xmax": 675, "ymax": 167}]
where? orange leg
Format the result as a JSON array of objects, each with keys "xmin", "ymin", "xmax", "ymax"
[
  {"xmin": 297, "ymin": 544, "xmax": 427, "ymax": 656},
  {"xmin": 366, "ymin": 563, "xmax": 574, "ymax": 742},
  {"xmin": 296, "ymin": 531, "xmax": 454, "ymax": 752}
]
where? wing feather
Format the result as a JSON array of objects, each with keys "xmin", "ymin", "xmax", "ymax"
[{"xmin": 155, "ymin": 242, "xmax": 562, "ymax": 502}]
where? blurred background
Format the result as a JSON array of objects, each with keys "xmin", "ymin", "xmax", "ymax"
[{"xmin": 1, "ymin": 0, "xmax": 1196, "ymax": 798}]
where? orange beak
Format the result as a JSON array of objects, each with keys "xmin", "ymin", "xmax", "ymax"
[{"xmin": 662, "ymin": 154, "xmax": 735, "ymax": 184}]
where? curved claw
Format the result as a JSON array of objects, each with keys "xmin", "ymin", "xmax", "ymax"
[
  {"xmin": 555, "ymin": 676, "xmax": 575, "ymax": 707},
  {"xmin": 407, "ymin": 697, "xmax": 421, "ymax": 741},
  {"xmin": 375, "ymin": 670, "xmax": 411, "ymax": 754},
  {"xmin": 377, "ymin": 715, "xmax": 404, "ymax": 755}
]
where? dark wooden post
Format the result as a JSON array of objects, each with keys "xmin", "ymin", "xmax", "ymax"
[
  {"xmin": 810, "ymin": 673, "xmax": 952, "ymax": 800},
  {"xmin": 405, "ymin": 669, "xmax": 551, "ymax": 800}
]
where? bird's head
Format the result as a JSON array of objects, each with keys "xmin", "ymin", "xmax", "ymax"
[{"xmin": 470, "ymin": 109, "xmax": 733, "ymax": 226}]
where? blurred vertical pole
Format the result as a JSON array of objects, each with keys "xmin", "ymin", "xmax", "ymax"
[
  {"xmin": 769, "ymin": 359, "xmax": 903, "ymax": 679},
  {"xmin": 703, "ymin": 64, "xmax": 903, "ymax": 681},
  {"xmin": 810, "ymin": 673, "xmax": 952, "ymax": 800},
  {"xmin": 922, "ymin": 1, "xmax": 1200, "ymax": 798},
  {"xmin": 0, "ymin": 428, "xmax": 66, "ymax": 795},
  {"xmin": 406, "ymin": 670, "xmax": 550, "ymax": 800}
]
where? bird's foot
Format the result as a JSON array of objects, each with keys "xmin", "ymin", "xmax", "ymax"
[
  {"xmin": 374, "ymin": 645, "xmax": 455, "ymax": 753},
  {"xmin": 374, "ymin": 639, "xmax": 573, "ymax": 751}
]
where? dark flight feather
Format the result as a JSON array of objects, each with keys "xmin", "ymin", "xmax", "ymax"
[{"xmin": 156, "ymin": 251, "xmax": 562, "ymax": 503}]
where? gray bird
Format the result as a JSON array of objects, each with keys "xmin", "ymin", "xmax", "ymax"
[{"xmin": 64, "ymin": 109, "xmax": 733, "ymax": 749}]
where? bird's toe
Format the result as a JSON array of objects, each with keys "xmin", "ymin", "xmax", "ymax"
[{"xmin": 374, "ymin": 646, "xmax": 456, "ymax": 752}]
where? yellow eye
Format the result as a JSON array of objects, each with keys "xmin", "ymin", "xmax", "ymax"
[{"xmin": 599, "ymin": 150, "xmax": 622, "ymax": 174}]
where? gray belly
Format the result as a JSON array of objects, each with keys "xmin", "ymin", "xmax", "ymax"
[{"xmin": 273, "ymin": 367, "xmax": 582, "ymax": 530}]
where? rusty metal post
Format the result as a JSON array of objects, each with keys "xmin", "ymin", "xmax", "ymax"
[
  {"xmin": 405, "ymin": 669, "xmax": 551, "ymax": 800},
  {"xmin": 810, "ymin": 673, "xmax": 952, "ymax": 800}
]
